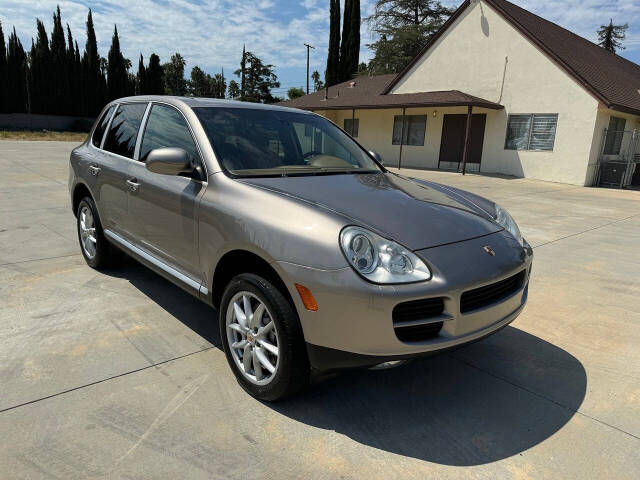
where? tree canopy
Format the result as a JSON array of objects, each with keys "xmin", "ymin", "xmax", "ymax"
[
  {"xmin": 163, "ymin": 53, "xmax": 187, "ymax": 96},
  {"xmin": 190, "ymin": 66, "xmax": 226, "ymax": 98},
  {"xmin": 366, "ymin": 0, "xmax": 453, "ymax": 73},
  {"xmin": 234, "ymin": 50, "xmax": 280, "ymax": 103},
  {"xmin": 287, "ymin": 87, "xmax": 305, "ymax": 99},
  {"xmin": 0, "ymin": 5, "xmax": 285, "ymax": 117},
  {"xmin": 597, "ymin": 19, "xmax": 627, "ymax": 53}
]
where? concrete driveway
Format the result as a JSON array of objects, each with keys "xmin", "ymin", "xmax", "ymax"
[{"xmin": 1, "ymin": 140, "xmax": 638, "ymax": 479}]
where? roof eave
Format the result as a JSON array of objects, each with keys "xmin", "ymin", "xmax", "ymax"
[
  {"xmin": 607, "ymin": 103, "xmax": 640, "ymax": 117},
  {"xmin": 300, "ymin": 101, "xmax": 503, "ymax": 111}
]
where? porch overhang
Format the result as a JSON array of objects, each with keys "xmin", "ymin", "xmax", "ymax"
[
  {"xmin": 278, "ymin": 75, "xmax": 503, "ymax": 112},
  {"xmin": 289, "ymin": 91, "xmax": 504, "ymax": 112}
]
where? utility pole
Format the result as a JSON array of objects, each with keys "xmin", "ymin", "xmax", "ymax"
[{"xmin": 304, "ymin": 43, "xmax": 315, "ymax": 94}]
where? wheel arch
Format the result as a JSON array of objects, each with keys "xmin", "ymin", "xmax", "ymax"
[
  {"xmin": 72, "ymin": 182, "xmax": 93, "ymax": 217},
  {"xmin": 210, "ymin": 249, "xmax": 296, "ymax": 312}
]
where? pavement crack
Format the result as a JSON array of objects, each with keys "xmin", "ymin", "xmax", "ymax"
[
  {"xmin": 0, "ymin": 253, "xmax": 81, "ymax": 267},
  {"xmin": 532, "ymin": 212, "xmax": 640, "ymax": 249},
  {"xmin": 0, "ymin": 347, "xmax": 214, "ymax": 415}
]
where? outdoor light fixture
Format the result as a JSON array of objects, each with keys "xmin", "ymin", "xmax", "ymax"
[{"xmin": 433, "ymin": 110, "xmax": 438, "ymax": 117}]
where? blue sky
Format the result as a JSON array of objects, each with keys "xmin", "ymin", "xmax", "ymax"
[{"xmin": 2, "ymin": 0, "xmax": 639, "ymax": 98}]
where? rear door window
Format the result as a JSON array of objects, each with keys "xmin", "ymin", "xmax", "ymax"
[
  {"xmin": 91, "ymin": 105, "xmax": 115, "ymax": 148},
  {"xmin": 139, "ymin": 104, "xmax": 199, "ymax": 163},
  {"xmin": 103, "ymin": 103, "xmax": 148, "ymax": 159}
]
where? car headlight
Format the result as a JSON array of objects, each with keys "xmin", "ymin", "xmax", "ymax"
[
  {"xmin": 340, "ymin": 226, "xmax": 431, "ymax": 284},
  {"xmin": 494, "ymin": 205, "xmax": 524, "ymax": 246}
]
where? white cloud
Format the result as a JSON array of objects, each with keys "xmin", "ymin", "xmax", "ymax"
[{"xmin": 0, "ymin": 0, "xmax": 638, "ymax": 89}]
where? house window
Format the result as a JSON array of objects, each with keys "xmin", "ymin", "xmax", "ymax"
[
  {"xmin": 505, "ymin": 114, "xmax": 558, "ymax": 151},
  {"xmin": 603, "ymin": 116, "xmax": 626, "ymax": 155},
  {"xmin": 392, "ymin": 115, "xmax": 426, "ymax": 146},
  {"xmin": 343, "ymin": 118, "xmax": 359, "ymax": 137}
]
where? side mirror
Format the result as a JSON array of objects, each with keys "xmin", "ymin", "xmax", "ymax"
[
  {"xmin": 369, "ymin": 150, "xmax": 384, "ymax": 165},
  {"xmin": 146, "ymin": 148, "xmax": 192, "ymax": 175}
]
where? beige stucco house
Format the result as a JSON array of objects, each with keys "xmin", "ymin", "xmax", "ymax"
[{"xmin": 282, "ymin": 0, "xmax": 640, "ymax": 187}]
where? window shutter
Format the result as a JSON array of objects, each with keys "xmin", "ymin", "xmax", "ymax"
[
  {"xmin": 529, "ymin": 114, "xmax": 558, "ymax": 151},
  {"xmin": 505, "ymin": 115, "xmax": 532, "ymax": 150}
]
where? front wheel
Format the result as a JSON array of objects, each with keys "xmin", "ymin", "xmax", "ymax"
[{"xmin": 220, "ymin": 273, "xmax": 309, "ymax": 401}]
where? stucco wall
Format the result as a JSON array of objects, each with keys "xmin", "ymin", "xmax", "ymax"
[
  {"xmin": 386, "ymin": 0, "xmax": 601, "ymax": 185},
  {"xmin": 318, "ymin": 106, "xmax": 492, "ymax": 170}
]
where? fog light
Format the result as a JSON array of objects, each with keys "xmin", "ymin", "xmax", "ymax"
[{"xmin": 295, "ymin": 283, "xmax": 318, "ymax": 311}]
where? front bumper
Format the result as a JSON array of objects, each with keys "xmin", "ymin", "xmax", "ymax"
[{"xmin": 278, "ymin": 230, "xmax": 533, "ymax": 371}]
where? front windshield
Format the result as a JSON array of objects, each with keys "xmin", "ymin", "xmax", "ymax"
[{"xmin": 193, "ymin": 107, "xmax": 381, "ymax": 176}]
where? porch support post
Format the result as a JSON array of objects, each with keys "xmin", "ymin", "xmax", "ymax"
[
  {"xmin": 398, "ymin": 107, "xmax": 406, "ymax": 169},
  {"xmin": 351, "ymin": 108, "xmax": 355, "ymax": 136},
  {"xmin": 461, "ymin": 105, "xmax": 473, "ymax": 175}
]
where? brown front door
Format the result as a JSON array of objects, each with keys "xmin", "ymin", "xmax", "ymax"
[{"xmin": 438, "ymin": 113, "xmax": 487, "ymax": 168}]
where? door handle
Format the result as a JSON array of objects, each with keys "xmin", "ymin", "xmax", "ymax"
[
  {"xmin": 126, "ymin": 178, "xmax": 140, "ymax": 192},
  {"xmin": 88, "ymin": 165, "xmax": 101, "ymax": 176}
]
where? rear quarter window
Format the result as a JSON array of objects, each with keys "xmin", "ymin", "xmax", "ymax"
[
  {"xmin": 103, "ymin": 103, "xmax": 148, "ymax": 159},
  {"xmin": 91, "ymin": 105, "xmax": 115, "ymax": 148}
]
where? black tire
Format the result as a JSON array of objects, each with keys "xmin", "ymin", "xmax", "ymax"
[
  {"xmin": 219, "ymin": 273, "xmax": 309, "ymax": 401},
  {"xmin": 76, "ymin": 196, "xmax": 120, "ymax": 269}
]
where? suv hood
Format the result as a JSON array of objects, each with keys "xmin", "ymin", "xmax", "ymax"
[{"xmin": 238, "ymin": 172, "xmax": 501, "ymax": 250}]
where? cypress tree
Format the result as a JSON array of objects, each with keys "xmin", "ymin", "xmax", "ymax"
[
  {"xmin": 82, "ymin": 9, "xmax": 103, "ymax": 116},
  {"xmin": 240, "ymin": 45, "xmax": 246, "ymax": 100},
  {"xmin": 107, "ymin": 26, "xmax": 128, "ymax": 100},
  {"xmin": 0, "ymin": 22, "xmax": 8, "ymax": 113},
  {"xmin": 7, "ymin": 27, "xmax": 28, "ymax": 113},
  {"xmin": 326, "ymin": 0, "xmax": 341, "ymax": 86},
  {"xmin": 339, "ymin": 0, "xmax": 360, "ymax": 82},
  {"xmin": 50, "ymin": 6, "xmax": 68, "ymax": 114},
  {"xmin": 146, "ymin": 53, "xmax": 164, "ymax": 94},
  {"xmin": 66, "ymin": 24, "xmax": 81, "ymax": 115},
  {"xmin": 137, "ymin": 54, "xmax": 146, "ymax": 94},
  {"xmin": 30, "ymin": 19, "xmax": 51, "ymax": 114}
]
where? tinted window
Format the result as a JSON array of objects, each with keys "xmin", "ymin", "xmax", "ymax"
[
  {"xmin": 193, "ymin": 107, "xmax": 379, "ymax": 176},
  {"xmin": 103, "ymin": 103, "xmax": 148, "ymax": 159},
  {"xmin": 139, "ymin": 104, "xmax": 199, "ymax": 162},
  {"xmin": 392, "ymin": 115, "xmax": 426, "ymax": 146},
  {"xmin": 343, "ymin": 118, "xmax": 359, "ymax": 137},
  {"xmin": 92, "ymin": 105, "xmax": 115, "ymax": 148}
]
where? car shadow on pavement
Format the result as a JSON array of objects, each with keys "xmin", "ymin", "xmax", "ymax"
[
  {"xmin": 104, "ymin": 256, "xmax": 222, "ymax": 348},
  {"xmin": 105, "ymin": 258, "xmax": 586, "ymax": 467},
  {"xmin": 272, "ymin": 327, "xmax": 587, "ymax": 466}
]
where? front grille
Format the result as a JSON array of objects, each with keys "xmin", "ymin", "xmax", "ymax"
[
  {"xmin": 393, "ymin": 297, "xmax": 445, "ymax": 342},
  {"xmin": 460, "ymin": 270, "xmax": 526, "ymax": 313}
]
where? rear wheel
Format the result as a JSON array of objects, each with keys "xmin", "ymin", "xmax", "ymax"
[
  {"xmin": 76, "ymin": 197, "xmax": 120, "ymax": 269},
  {"xmin": 220, "ymin": 273, "xmax": 309, "ymax": 401}
]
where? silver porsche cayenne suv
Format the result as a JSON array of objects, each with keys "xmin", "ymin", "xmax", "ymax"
[{"xmin": 69, "ymin": 96, "xmax": 533, "ymax": 400}]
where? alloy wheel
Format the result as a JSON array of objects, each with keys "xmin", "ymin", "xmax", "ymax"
[
  {"xmin": 226, "ymin": 291, "xmax": 280, "ymax": 385},
  {"xmin": 79, "ymin": 205, "xmax": 97, "ymax": 259}
]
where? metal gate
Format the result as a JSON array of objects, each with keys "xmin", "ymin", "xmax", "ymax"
[{"xmin": 595, "ymin": 128, "xmax": 639, "ymax": 188}]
